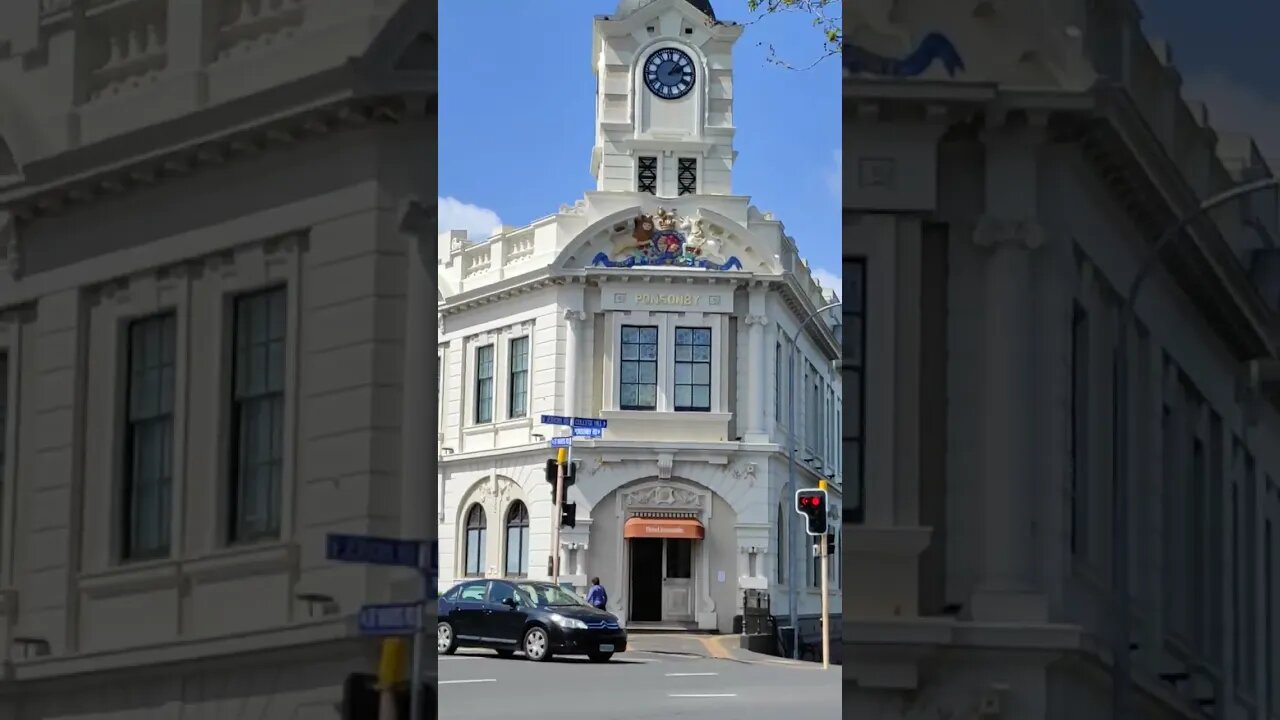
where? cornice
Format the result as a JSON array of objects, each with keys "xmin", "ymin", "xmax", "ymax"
[
  {"xmin": 0, "ymin": 62, "xmax": 433, "ymax": 220},
  {"xmin": 847, "ymin": 80, "xmax": 1278, "ymax": 363},
  {"xmin": 437, "ymin": 275, "xmax": 564, "ymax": 317}
]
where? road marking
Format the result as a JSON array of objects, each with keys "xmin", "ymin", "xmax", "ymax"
[
  {"xmin": 700, "ymin": 635, "xmax": 735, "ymax": 659},
  {"xmin": 440, "ymin": 679, "xmax": 497, "ymax": 685},
  {"xmin": 668, "ymin": 693, "xmax": 737, "ymax": 698},
  {"xmin": 665, "ymin": 672, "xmax": 718, "ymax": 677}
]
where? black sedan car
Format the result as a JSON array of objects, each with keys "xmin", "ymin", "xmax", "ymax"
[{"xmin": 437, "ymin": 579, "xmax": 627, "ymax": 662}]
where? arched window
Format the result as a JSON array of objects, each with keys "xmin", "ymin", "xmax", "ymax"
[
  {"xmin": 504, "ymin": 501, "xmax": 529, "ymax": 577},
  {"xmin": 463, "ymin": 504, "xmax": 487, "ymax": 577},
  {"xmin": 776, "ymin": 503, "xmax": 785, "ymax": 583}
]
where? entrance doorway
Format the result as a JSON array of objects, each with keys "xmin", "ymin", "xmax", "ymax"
[
  {"xmin": 628, "ymin": 537, "xmax": 695, "ymax": 623},
  {"xmin": 629, "ymin": 539, "xmax": 663, "ymax": 622}
]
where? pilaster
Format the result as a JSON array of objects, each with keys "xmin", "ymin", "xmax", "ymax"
[
  {"xmin": 563, "ymin": 309, "xmax": 586, "ymax": 418},
  {"xmin": 743, "ymin": 306, "xmax": 770, "ymax": 443},
  {"xmin": 965, "ymin": 120, "xmax": 1050, "ymax": 622},
  {"xmin": 398, "ymin": 202, "xmax": 435, "ymax": 541}
]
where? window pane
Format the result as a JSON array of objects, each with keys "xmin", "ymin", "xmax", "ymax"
[
  {"xmin": 692, "ymin": 329, "xmax": 711, "ymax": 345},
  {"xmin": 639, "ymin": 385, "xmax": 657, "ymax": 408},
  {"xmin": 692, "ymin": 386, "xmax": 710, "ymax": 409},
  {"xmin": 675, "ymin": 386, "xmax": 691, "ymax": 408},
  {"xmin": 675, "ymin": 363, "xmax": 691, "ymax": 385},
  {"xmin": 692, "ymin": 345, "xmax": 710, "ymax": 362},
  {"xmin": 692, "ymin": 363, "xmax": 710, "ymax": 385},
  {"xmin": 620, "ymin": 326, "xmax": 659, "ymax": 411},
  {"xmin": 675, "ymin": 345, "xmax": 692, "ymax": 362},
  {"xmin": 267, "ymin": 341, "xmax": 284, "ymax": 392},
  {"xmin": 676, "ymin": 328, "xmax": 691, "ymax": 344},
  {"xmin": 268, "ymin": 287, "xmax": 286, "ymax": 340},
  {"xmin": 620, "ymin": 385, "xmax": 638, "ymax": 408}
]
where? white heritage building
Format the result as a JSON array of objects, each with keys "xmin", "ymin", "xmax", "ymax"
[
  {"xmin": 0, "ymin": 1, "xmax": 436, "ymax": 717},
  {"xmin": 847, "ymin": 1, "xmax": 1280, "ymax": 719},
  {"xmin": 437, "ymin": 0, "xmax": 842, "ymax": 633}
]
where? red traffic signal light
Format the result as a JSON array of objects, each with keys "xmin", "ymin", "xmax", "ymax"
[{"xmin": 794, "ymin": 488, "xmax": 828, "ymax": 535}]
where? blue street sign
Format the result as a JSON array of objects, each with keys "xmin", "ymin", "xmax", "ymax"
[
  {"xmin": 572, "ymin": 417, "xmax": 608, "ymax": 430},
  {"xmin": 572, "ymin": 427, "xmax": 602, "ymax": 438},
  {"xmin": 550, "ymin": 437, "xmax": 573, "ymax": 448},
  {"xmin": 540, "ymin": 414, "xmax": 573, "ymax": 426},
  {"xmin": 325, "ymin": 533, "xmax": 421, "ymax": 568},
  {"xmin": 357, "ymin": 602, "xmax": 421, "ymax": 636}
]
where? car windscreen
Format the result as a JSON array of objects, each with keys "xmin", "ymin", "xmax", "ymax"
[{"xmin": 515, "ymin": 583, "xmax": 587, "ymax": 608}]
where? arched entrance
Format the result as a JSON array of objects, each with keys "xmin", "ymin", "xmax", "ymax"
[
  {"xmin": 591, "ymin": 477, "xmax": 735, "ymax": 630},
  {"xmin": 624, "ymin": 515, "xmax": 702, "ymax": 623}
]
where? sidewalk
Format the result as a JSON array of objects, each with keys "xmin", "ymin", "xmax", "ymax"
[{"xmin": 624, "ymin": 633, "xmax": 818, "ymax": 667}]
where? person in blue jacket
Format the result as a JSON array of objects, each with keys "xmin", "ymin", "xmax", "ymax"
[{"xmin": 586, "ymin": 577, "xmax": 608, "ymax": 610}]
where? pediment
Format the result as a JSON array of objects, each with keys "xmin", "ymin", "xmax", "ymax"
[{"xmin": 563, "ymin": 206, "xmax": 768, "ymax": 274}]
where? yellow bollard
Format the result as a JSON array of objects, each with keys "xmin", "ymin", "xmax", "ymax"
[{"xmin": 376, "ymin": 638, "xmax": 407, "ymax": 720}]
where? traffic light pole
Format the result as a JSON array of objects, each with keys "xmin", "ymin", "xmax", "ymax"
[
  {"xmin": 819, "ymin": 480, "xmax": 830, "ymax": 671},
  {"xmin": 550, "ymin": 447, "xmax": 567, "ymax": 584},
  {"xmin": 785, "ymin": 300, "xmax": 840, "ymax": 660}
]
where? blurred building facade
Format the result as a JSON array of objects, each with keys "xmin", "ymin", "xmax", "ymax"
[
  {"xmin": 845, "ymin": 1, "xmax": 1280, "ymax": 719},
  {"xmin": 0, "ymin": 1, "xmax": 435, "ymax": 717},
  {"xmin": 436, "ymin": 0, "xmax": 843, "ymax": 635}
]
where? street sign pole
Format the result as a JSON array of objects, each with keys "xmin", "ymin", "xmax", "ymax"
[
  {"xmin": 818, "ymin": 479, "xmax": 830, "ymax": 670},
  {"xmin": 550, "ymin": 447, "xmax": 567, "ymax": 584},
  {"xmin": 409, "ymin": 541, "xmax": 430, "ymax": 720},
  {"xmin": 326, "ymin": 534, "xmax": 436, "ymax": 720},
  {"xmin": 540, "ymin": 415, "xmax": 605, "ymax": 587}
]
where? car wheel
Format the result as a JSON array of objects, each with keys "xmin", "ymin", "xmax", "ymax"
[
  {"xmin": 587, "ymin": 652, "xmax": 613, "ymax": 663},
  {"xmin": 437, "ymin": 622, "xmax": 457, "ymax": 655},
  {"xmin": 495, "ymin": 648, "xmax": 516, "ymax": 659},
  {"xmin": 522, "ymin": 626, "xmax": 552, "ymax": 662}
]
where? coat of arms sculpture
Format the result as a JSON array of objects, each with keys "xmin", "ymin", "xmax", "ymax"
[{"xmin": 590, "ymin": 208, "xmax": 744, "ymax": 271}]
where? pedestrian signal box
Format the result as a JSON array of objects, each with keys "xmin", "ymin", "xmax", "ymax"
[{"xmin": 794, "ymin": 488, "xmax": 828, "ymax": 535}]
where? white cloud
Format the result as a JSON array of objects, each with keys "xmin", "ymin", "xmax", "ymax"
[
  {"xmin": 810, "ymin": 267, "xmax": 841, "ymax": 294},
  {"xmin": 825, "ymin": 149, "xmax": 841, "ymax": 197},
  {"xmin": 1183, "ymin": 72, "xmax": 1280, "ymax": 157},
  {"xmin": 438, "ymin": 196, "xmax": 503, "ymax": 240}
]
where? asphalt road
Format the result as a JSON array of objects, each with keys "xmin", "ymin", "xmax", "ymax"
[{"xmin": 438, "ymin": 647, "xmax": 840, "ymax": 719}]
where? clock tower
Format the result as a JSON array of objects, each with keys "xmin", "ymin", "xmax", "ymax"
[{"xmin": 591, "ymin": 0, "xmax": 742, "ymax": 197}]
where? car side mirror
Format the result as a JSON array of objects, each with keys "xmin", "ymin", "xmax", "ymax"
[{"xmin": 501, "ymin": 597, "xmax": 518, "ymax": 609}]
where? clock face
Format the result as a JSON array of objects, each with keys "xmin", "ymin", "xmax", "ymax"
[{"xmin": 643, "ymin": 48, "xmax": 695, "ymax": 100}]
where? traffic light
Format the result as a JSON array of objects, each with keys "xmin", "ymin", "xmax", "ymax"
[
  {"xmin": 393, "ymin": 681, "xmax": 435, "ymax": 719},
  {"xmin": 544, "ymin": 459, "xmax": 577, "ymax": 489},
  {"xmin": 561, "ymin": 502, "xmax": 577, "ymax": 529},
  {"xmin": 341, "ymin": 673, "xmax": 378, "ymax": 720},
  {"xmin": 794, "ymin": 488, "xmax": 828, "ymax": 535}
]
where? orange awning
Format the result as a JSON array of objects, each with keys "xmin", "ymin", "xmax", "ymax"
[{"xmin": 624, "ymin": 517, "xmax": 704, "ymax": 540}]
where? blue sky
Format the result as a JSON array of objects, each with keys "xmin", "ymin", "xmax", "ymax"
[
  {"xmin": 438, "ymin": 0, "xmax": 842, "ymax": 290},
  {"xmin": 1137, "ymin": 2, "xmax": 1280, "ymax": 160}
]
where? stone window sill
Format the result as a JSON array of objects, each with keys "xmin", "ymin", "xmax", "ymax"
[{"xmin": 78, "ymin": 541, "xmax": 298, "ymax": 598}]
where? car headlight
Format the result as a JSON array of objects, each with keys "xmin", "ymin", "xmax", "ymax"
[{"xmin": 549, "ymin": 613, "xmax": 587, "ymax": 630}]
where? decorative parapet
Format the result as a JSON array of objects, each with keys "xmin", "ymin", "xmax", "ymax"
[
  {"xmin": 214, "ymin": 0, "xmax": 306, "ymax": 63},
  {"xmin": 82, "ymin": 0, "xmax": 169, "ymax": 102}
]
